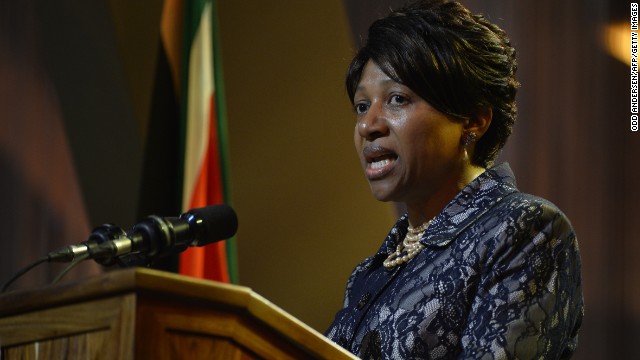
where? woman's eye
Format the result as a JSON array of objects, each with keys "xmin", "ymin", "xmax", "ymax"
[
  {"xmin": 354, "ymin": 103, "xmax": 369, "ymax": 114},
  {"xmin": 389, "ymin": 94, "xmax": 407, "ymax": 105}
]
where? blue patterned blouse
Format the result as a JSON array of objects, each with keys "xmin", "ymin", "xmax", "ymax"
[{"xmin": 326, "ymin": 163, "xmax": 583, "ymax": 359}]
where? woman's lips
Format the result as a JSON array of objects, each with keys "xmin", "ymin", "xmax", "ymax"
[
  {"xmin": 363, "ymin": 145, "xmax": 397, "ymax": 180},
  {"xmin": 366, "ymin": 157, "xmax": 397, "ymax": 179}
]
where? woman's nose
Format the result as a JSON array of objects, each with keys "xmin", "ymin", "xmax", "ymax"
[{"xmin": 357, "ymin": 104, "xmax": 389, "ymax": 141}]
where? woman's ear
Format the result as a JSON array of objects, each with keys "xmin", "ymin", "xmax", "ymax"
[{"xmin": 464, "ymin": 107, "xmax": 492, "ymax": 138}]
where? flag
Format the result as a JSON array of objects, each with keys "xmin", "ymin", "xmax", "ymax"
[{"xmin": 160, "ymin": 0, "xmax": 236, "ymax": 283}]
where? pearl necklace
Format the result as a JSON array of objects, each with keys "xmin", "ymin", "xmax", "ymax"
[{"xmin": 383, "ymin": 220, "xmax": 432, "ymax": 269}]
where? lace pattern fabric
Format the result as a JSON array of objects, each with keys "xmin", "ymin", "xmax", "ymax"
[{"xmin": 325, "ymin": 163, "xmax": 583, "ymax": 359}]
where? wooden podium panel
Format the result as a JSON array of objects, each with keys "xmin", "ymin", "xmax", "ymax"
[{"xmin": 0, "ymin": 268, "xmax": 356, "ymax": 359}]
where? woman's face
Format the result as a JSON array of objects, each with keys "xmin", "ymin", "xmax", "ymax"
[{"xmin": 353, "ymin": 60, "xmax": 465, "ymax": 205}]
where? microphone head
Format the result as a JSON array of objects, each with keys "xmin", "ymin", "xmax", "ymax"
[{"xmin": 184, "ymin": 204, "xmax": 238, "ymax": 246}]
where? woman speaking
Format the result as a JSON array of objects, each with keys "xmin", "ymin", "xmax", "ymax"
[{"xmin": 325, "ymin": 1, "xmax": 584, "ymax": 359}]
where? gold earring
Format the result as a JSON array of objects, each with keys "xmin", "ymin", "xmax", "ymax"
[{"xmin": 463, "ymin": 132, "xmax": 477, "ymax": 161}]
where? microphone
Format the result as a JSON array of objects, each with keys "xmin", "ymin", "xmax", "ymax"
[{"xmin": 47, "ymin": 204, "xmax": 238, "ymax": 265}]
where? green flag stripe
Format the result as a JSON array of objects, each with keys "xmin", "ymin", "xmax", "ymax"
[{"xmin": 210, "ymin": 0, "xmax": 238, "ymax": 284}]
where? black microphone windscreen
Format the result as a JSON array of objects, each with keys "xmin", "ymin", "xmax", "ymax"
[{"xmin": 188, "ymin": 204, "xmax": 238, "ymax": 245}]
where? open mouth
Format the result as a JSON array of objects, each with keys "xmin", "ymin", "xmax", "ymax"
[
  {"xmin": 363, "ymin": 146, "xmax": 397, "ymax": 179},
  {"xmin": 369, "ymin": 155, "xmax": 396, "ymax": 169}
]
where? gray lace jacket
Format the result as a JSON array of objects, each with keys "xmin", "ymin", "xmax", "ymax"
[{"xmin": 326, "ymin": 163, "xmax": 583, "ymax": 359}]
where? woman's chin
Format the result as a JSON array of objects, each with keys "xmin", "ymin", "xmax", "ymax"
[{"xmin": 368, "ymin": 184, "xmax": 399, "ymax": 203}]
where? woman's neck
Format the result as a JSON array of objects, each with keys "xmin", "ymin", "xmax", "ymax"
[{"xmin": 405, "ymin": 165, "xmax": 486, "ymax": 227}]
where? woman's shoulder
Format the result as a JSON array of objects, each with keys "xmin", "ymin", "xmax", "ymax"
[
  {"xmin": 481, "ymin": 190, "xmax": 577, "ymax": 255},
  {"xmin": 498, "ymin": 190, "xmax": 573, "ymax": 225},
  {"xmin": 482, "ymin": 164, "xmax": 573, "ymax": 227}
]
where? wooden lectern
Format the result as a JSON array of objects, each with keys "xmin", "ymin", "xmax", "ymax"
[{"xmin": 0, "ymin": 268, "xmax": 356, "ymax": 359}]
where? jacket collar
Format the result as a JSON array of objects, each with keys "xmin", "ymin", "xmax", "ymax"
[{"xmin": 379, "ymin": 163, "xmax": 518, "ymax": 255}]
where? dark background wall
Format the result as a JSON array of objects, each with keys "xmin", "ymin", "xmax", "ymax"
[{"xmin": 0, "ymin": 0, "xmax": 635, "ymax": 358}]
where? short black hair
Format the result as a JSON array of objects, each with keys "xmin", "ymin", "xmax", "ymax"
[{"xmin": 346, "ymin": 0, "xmax": 519, "ymax": 167}]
